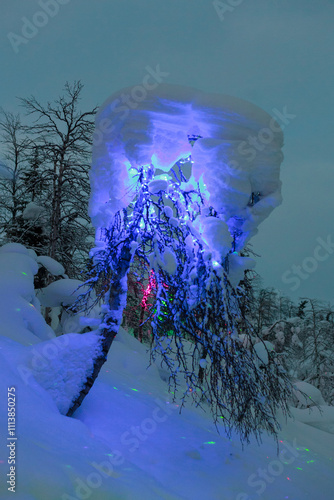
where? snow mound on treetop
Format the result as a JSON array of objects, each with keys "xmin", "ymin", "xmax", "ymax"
[
  {"xmin": 90, "ymin": 83, "xmax": 283, "ymax": 249},
  {"xmin": 293, "ymin": 380, "xmax": 326, "ymax": 407},
  {"xmin": 36, "ymin": 255, "xmax": 65, "ymax": 276},
  {"xmin": 22, "ymin": 201, "xmax": 44, "ymax": 220},
  {"xmin": 36, "ymin": 279, "xmax": 88, "ymax": 307}
]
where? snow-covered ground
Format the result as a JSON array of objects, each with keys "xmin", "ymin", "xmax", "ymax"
[{"xmin": 0, "ymin": 244, "xmax": 334, "ymax": 500}]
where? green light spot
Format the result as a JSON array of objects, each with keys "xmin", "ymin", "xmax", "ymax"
[
  {"xmin": 296, "ymin": 467, "xmax": 302, "ymax": 470},
  {"xmin": 113, "ymin": 387, "xmax": 118, "ymax": 390},
  {"xmin": 305, "ymin": 448, "xmax": 309, "ymax": 451},
  {"xmin": 307, "ymin": 460, "xmax": 315, "ymax": 463},
  {"xmin": 204, "ymin": 441, "xmax": 216, "ymax": 445},
  {"xmin": 131, "ymin": 388, "xmax": 138, "ymax": 392},
  {"xmin": 22, "ymin": 272, "xmax": 27, "ymax": 275}
]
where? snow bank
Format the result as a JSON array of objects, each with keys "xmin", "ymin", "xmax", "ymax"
[
  {"xmin": 0, "ymin": 336, "xmax": 175, "ymax": 500},
  {"xmin": 1, "ymin": 313, "xmax": 334, "ymax": 499},
  {"xmin": 290, "ymin": 406, "xmax": 334, "ymax": 434},
  {"xmin": 0, "ymin": 243, "xmax": 55, "ymax": 344},
  {"xmin": 24, "ymin": 331, "xmax": 102, "ymax": 415}
]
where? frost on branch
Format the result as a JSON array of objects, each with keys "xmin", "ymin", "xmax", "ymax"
[{"xmin": 71, "ymin": 84, "xmax": 291, "ymax": 442}]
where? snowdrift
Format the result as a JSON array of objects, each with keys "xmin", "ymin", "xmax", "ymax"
[{"xmin": 1, "ymin": 243, "xmax": 334, "ymax": 499}]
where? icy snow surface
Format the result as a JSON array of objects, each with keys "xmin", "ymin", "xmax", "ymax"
[{"xmin": 1, "ymin": 322, "xmax": 334, "ymax": 500}]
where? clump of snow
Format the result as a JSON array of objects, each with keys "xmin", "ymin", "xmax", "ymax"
[
  {"xmin": 191, "ymin": 136, "xmax": 282, "ymax": 248},
  {"xmin": 36, "ymin": 279, "xmax": 88, "ymax": 307},
  {"xmin": 149, "ymin": 247, "xmax": 178, "ymax": 275},
  {"xmin": 293, "ymin": 380, "xmax": 326, "ymax": 408},
  {"xmin": 160, "ymin": 248, "xmax": 178, "ymax": 275},
  {"xmin": 199, "ymin": 358, "xmax": 207, "ymax": 369},
  {"xmin": 0, "ymin": 242, "xmax": 36, "ymax": 258},
  {"xmin": 37, "ymin": 255, "xmax": 65, "ymax": 276},
  {"xmin": 148, "ymin": 178, "xmax": 168, "ymax": 194},
  {"xmin": 22, "ymin": 201, "xmax": 44, "ymax": 220},
  {"xmin": 89, "ymin": 83, "xmax": 284, "ymax": 239},
  {"xmin": 254, "ymin": 340, "xmax": 275, "ymax": 366},
  {"xmin": 227, "ymin": 253, "xmax": 256, "ymax": 287},
  {"xmin": 194, "ymin": 215, "xmax": 232, "ymax": 260},
  {"xmin": 163, "ymin": 205, "xmax": 173, "ymax": 218},
  {"xmin": 60, "ymin": 301, "xmax": 101, "ymax": 334}
]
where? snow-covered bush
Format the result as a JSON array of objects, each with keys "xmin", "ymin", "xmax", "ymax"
[{"xmin": 249, "ymin": 289, "xmax": 334, "ymax": 406}]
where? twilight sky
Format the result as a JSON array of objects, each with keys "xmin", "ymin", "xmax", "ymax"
[{"xmin": 1, "ymin": 0, "xmax": 333, "ymax": 304}]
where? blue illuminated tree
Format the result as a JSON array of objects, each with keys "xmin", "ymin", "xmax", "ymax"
[{"xmin": 66, "ymin": 85, "xmax": 292, "ymax": 444}]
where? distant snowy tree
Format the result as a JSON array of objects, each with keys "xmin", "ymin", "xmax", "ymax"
[
  {"xmin": 66, "ymin": 85, "xmax": 292, "ymax": 444},
  {"xmin": 18, "ymin": 81, "xmax": 97, "ymax": 278},
  {"xmin": 0, "ymin": 83, "xmax": 97, "ymax": 279},
  {"xmin": 251, "ymin": 290, "xmax": 334, "ymax": 406},
  {"xmin": 0, "ymin": 110, "xmax": 32, "ymax": 243}
]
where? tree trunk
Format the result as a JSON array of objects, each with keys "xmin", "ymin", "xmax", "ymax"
[{"xmin": 66, "ymin": 244, "xmax": 132, "ymax": 417}]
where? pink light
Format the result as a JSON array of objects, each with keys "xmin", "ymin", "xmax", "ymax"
[{"xmin": 141, "ymin": 270, "xmax": 156, "ymax": 310}]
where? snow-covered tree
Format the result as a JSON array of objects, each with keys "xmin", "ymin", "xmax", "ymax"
[
  {"xmin": 250, "ymin": 289, "xmax": 334, "ymax": 406},
  {"xmin": 0, "ymin": 110, "xmax": 32, "ymax": 243},
  {"xmin": 0, "ymin": 83, "xmax": 97, "ymax": 279},
  {"xmin": 67, "ymin": 84, "xmax": 292, "ymax": 443}
]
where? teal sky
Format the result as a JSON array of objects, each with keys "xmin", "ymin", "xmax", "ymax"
[{"xmin": 1, "ymin": 0, "xmax": 334, "ymax": 303}]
